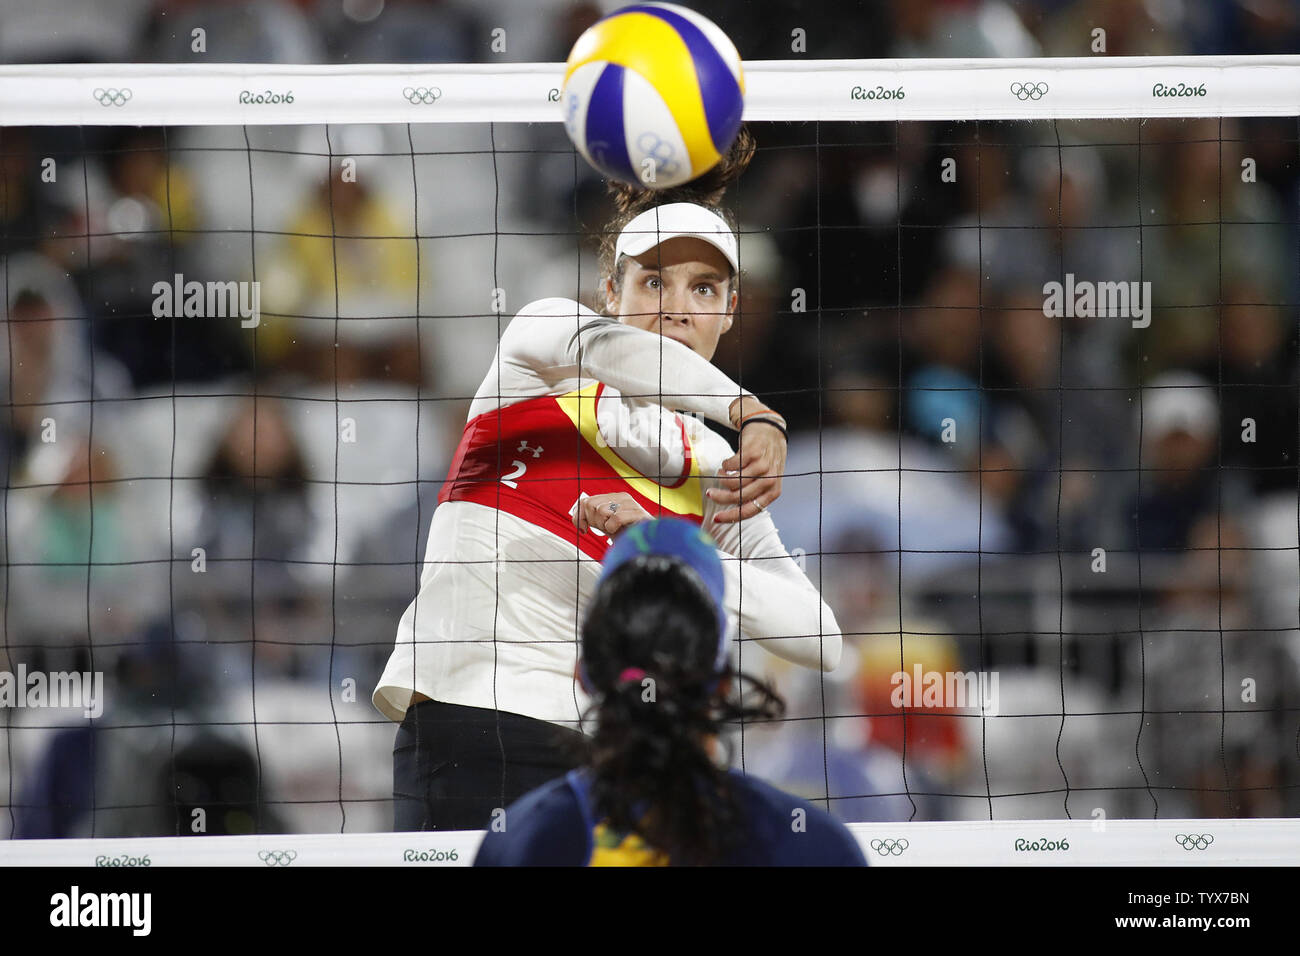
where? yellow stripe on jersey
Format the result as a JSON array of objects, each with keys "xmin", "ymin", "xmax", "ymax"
[
  {"xmin": 554, "ymin": 381, "xmax": 705, "ymax": 517},
  {"xmin": 589, "ymin": 822, "xmax": 670, "ymax": 867},
  {"xmin": 562, "ymin": 11, "xmax": 721, "ymax": 177}
]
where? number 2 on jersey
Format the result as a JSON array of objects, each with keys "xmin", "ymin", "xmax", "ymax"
[{"xmin": 500, "ymin": 460, "xmax": 527, "ymax": 488}]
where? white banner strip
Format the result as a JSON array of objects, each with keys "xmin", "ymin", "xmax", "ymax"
[
  {"xmin": 1, "ymin": 818, "xmax": 1296, "ymax": 866},
  {"xmin": 0, "ymin": 56, "xmax": 1296, "ymax": 127}
]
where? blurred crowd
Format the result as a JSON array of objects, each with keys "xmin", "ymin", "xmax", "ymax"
[{"xmin": 1, "ymin": 0, "xmax": 1298, "ymax": 835}]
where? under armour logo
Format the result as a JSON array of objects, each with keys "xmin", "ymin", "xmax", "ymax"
[{"xmin": 517, "ymin": 441, "xmax": 543, "ymax": 458}]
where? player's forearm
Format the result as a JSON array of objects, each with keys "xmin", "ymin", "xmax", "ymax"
[
  {"xmin": 576, "ymin": 319, "xmax": 754, "ymax": 427},
  {"xmin": 720, "ymin": 557, "xmax": 843, "ymax": 671},
  {"xmin": 749, "ymin": 629, "xmax": 843, "ymax": 672},
  {"xmin": 504, "ymin": 301, "xmax": 783, "ymax": 427}
]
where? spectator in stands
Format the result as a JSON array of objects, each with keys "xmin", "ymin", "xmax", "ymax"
[
  {"xmin": 904, "ymin": 263, "xmax": 983, "ymax": 387},
  {"xmin": 1186, "ymin": 0, "xmax": 1300, "ymax": 56},
  {"xmin": 1132, "ymin": 513, "xmax": 1300, "ymax": 817},
  {"xmin": 0, "ymin": 127, "xmax": 64, "ymax": 257},
  {"xmin": 67, "ymin": 127, "xmax": 253, "ymax": 388},
  {"xmin": 6, "ymin": 430, "xmax": 163, "ymax": 640},
  {"xmin": 854, "ymin": 626, "xmax": 968, "ymax": 811},
  {"xmin": 1142, "ymin": 118, "xmax": 1290, "ymax": 372},
  {"xmin": 888, "ymin": 0, "xmax": 1040, "ymax": 57},
  {"xmin": 0, "ymin": 253, "xmax": 131, "ymax": 463},
  {"xmin": 773, "ymin": 130, "xmax": 951, "ymax": 428},
  {"xmin": 191, "ymin": 393, "xmax": 316, "ymax": 597},
  {"xmin": 984, "ymin": 283, "xmax": 1130, "ymax": 550},
  {"xmin": 1124, "ymin": 371, "xmax": 1249, "ymax": 553},
  {"xmin": 1037, "ymin": 0, "xmax": 1185, "ymax": 56},
  {"xmin": 14, "ymin": 620, "xmax": 282, "ymax": 838},
  {"xmin": 142, "ymin": 0, "xmax": 324, "ymax": 63},
  {"xmin": 1198, "ymin": 278, "xmax": 1299, "ymax": 496},
  {"xmin": 323, "ymin": 0, "xmax": 485, "ymax": 64},
  {"xmin": 261, "ymin": 149, "xmax": 419, "ymax": 377},
  {"xmin": 771, "ymin": 339, "xmax": 1017, "ymax": 585}
]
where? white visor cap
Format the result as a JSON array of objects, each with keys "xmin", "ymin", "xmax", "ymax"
[
  {"xmin": 1141, "ymin": 371, "xmax": 1219, "ymax": 440},
  {"xmin": 614, "ymin": 203, "xmax": 739, "ymax": 274}
]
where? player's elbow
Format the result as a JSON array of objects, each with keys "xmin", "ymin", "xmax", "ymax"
[
  {"xmin": 813, "ymin": 601, "xmax": 843, "ymax": 671},
  {"xmin": 787, "ymin": 602, "xmax": 842, "ymax": 671},
  {"xmin": 817, "ymin": 629, "xmax": 843, "ymax": 672},
  {"xmin": 500, "ymin": 298, "xmax": 590, "ymax": 369}
]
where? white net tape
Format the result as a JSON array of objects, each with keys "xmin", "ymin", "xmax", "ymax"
[
  {"xmin": 2, "ymin": 818, "xmax": 1297, "ymax": 866},
  {"xmin": 0, "ymin": 56, "xmax": 1297, "ymax": 126}
]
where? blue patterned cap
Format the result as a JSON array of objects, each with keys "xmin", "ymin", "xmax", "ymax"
[{"xmin": 598, "ymin": 518, "xmax": 728, "ymax": 649}]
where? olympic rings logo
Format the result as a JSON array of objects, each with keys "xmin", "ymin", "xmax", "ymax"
[
  {"xmin": 869, "ymin": 838, "xmax": 909, "ymax": 856},
  {"xmin": 258, "ymin": 849, "xmax": 298, "ymax": 866},
  {"xmin": 635, "ymin": 132, "xmax": 680, "ymax": 178},
  {"xmin": 1009, "ymin": 81, "xmax": 1048, "ymax": 101},
  {"xmin": 93, "ymin": 87, "xmax": 132, "ymax": 107},
  {"xmin": 402, "ymin": 86, "xmax": 442, "ymax": 105},
  {"xmin": 1175, "ymin": 833, "xmax": 1214, "ymax": 851}
]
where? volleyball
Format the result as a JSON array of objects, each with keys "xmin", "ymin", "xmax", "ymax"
[{"xmin": 560, "ymin": 3, "xmax": 745, "ymax": 189}]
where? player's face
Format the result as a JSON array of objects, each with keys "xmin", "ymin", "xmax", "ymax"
[{"xmin": 608, "ymin": 237, "xmax": 736, "ymax": 361}]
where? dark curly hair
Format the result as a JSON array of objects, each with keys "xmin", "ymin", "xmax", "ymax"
[
  {"xmin": 574, "ymin": 550, "xmax": 784, "ymax": 865},
  {"xmin": 597, "ymin": 125, "xmax": 756, "ymax": 315}
]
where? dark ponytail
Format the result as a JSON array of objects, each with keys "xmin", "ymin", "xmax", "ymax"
[
  {"xmin": 597, "ymin": 125, "xmax": 756, "ymax": 311},
  {"xmin": 578, "ymin": 554, "xmax": 784, "ymax": 864}
]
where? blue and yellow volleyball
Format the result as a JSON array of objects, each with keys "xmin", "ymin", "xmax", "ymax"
[{"xmin": 561, "ymin": 3, "xmax": 745, "ymax": 189}]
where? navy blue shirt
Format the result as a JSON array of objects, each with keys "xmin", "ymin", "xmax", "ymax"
[{"xmin": 474, "ymin": 768, "xmax": 868, "ymax": 866}]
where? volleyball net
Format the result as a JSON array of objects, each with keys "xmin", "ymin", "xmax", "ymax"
[{"xmin": 1, "ymin": 56, "xmax": 1298, "ymax": 864}]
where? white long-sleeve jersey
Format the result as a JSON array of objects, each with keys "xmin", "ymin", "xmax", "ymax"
[{"xmin": 372, "ymin": 297, "xmax": 842, "ymax": 728}]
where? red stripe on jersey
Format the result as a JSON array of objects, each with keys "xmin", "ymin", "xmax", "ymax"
[{"xmin": 438, "ymin": 382, "xmax": 706, "ymax": 561}]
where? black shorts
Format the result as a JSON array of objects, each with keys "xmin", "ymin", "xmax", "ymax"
[{"xmin": 392, "ymin": 700, "xmax": 586, "ymax": 831}]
